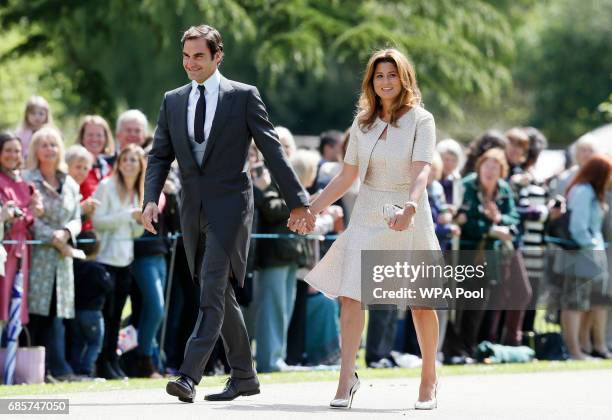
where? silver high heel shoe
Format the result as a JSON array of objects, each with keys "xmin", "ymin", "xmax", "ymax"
[
  {"xmin": 414, "ymin": 381, "xmax": 438, "ymax": 410},
  {"xmin": 330, "ymin": 372, "xmax": 360, "ymax": 409}
]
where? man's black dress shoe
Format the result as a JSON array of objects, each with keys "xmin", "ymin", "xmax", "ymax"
[
  {"xmin": 204, "ymin": 376, "xmax": 260, "ymax": 401},
  {"xmin": 166, "ymin": 375, "xmax": 196, "ymax": 403}
]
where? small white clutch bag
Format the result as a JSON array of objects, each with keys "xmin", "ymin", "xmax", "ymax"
[{"xmin": 383, "ymin": 203, "xmax": 415, "ymax": 227}]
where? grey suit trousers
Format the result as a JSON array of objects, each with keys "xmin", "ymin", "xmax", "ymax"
[{"xmin": 179, "ymin": 208, "xmax": 255, "ymax": 383}]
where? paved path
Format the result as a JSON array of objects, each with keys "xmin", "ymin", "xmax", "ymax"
[{"xmin": 6, "ymin": 369, "xmax": 612, "ymax": 419}]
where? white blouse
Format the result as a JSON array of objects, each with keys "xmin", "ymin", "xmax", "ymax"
[{"xmin": 92, "ymin": 177, "xmax": 144, "ymax": 267}]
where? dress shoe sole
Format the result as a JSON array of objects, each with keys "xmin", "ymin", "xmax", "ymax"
[
  {"xmin": 166, "ymin": 382, "xmax": 195, "ymax": 403},
  {"xmin": 204, "ymin": 388, "xmax": 260, "ymax": 401}
]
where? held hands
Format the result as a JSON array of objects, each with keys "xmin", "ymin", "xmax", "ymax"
[
  {"xmin": 142, "ymin": 202, "xmax": 159, "ymax": 234},
  {"xmin": 287, "ymin": 206, "xmax": 316, "ymax": 235},
  {"xmin": 388, "ymin": 206, "xmax": 415, "ymax": 231}
]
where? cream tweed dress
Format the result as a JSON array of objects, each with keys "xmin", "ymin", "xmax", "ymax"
[{"xmin": 304, "ymin": 106, "xmax": 440, "ymax": 301}]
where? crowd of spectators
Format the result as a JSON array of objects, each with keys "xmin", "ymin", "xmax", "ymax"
[{"xmin": 0, "ymin": 95, "xmax": 611, "ymax": 383}]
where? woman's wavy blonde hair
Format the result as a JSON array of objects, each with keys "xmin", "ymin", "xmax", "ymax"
[{"xmin": 357, "ymin": 48, "xmax": 421, "ymax": 131}]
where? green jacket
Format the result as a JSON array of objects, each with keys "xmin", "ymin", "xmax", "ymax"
[{"xmin": 459, "ymin": 172, "xmax": 519, "ymax": 250}]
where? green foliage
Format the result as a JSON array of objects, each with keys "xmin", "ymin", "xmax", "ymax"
[
  {"xmin": 515, "ymin": 0, "xmax": 612, "ymax": 144},
  {"xmin": 1, "ymin": 0, "xmax": 516, "ymax": 134},
  {"xmin": 598, "ymin": 94, "xmax": 612, "ymax": 121},
  {"xmin": 0, "ymin": 30, "xmax": 71, "ymax": 131}
]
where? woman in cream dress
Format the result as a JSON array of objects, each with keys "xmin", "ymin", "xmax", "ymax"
[{"xmin": 299, "ymin": 49, "xmax": 440, "ymax": 409}]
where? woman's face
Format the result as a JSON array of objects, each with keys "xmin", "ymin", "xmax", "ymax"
[
  {"xmin": 506, "ymin": 142, "xmax": 526, "ymax": 166},
  {"xmin": 479, "ymin": 158, "xmax": 502, "ymax": 185},
  {"xmin": 118, "ymin": 151, "xmax": 141, "ymax": 179},
  {"xmin": 441, "ymin": 152, "xmax": 458, "ymax": 176},
  {"xmin": 68, "ymin": 158, "xmax": 92, "ymax": 186},
  {"xmin": 82, "ymin": 123, "xmax": 106, "ymax": 156},
  {"xmin": 373, "ymin": 62, "xmax": 402, "ymax": 102},
  {"xmin": 27, "ymin": 107, "xmax": 48, "ymax": 130},
  {"xmin": 35, "ymin": 137, "xmax": 59, "ymax": 167},
  {"xmin": 0, "ymin": 140, "xmax": 22, "ymax": 171}
]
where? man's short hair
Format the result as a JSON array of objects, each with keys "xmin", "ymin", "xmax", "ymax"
[{"xmin": 181, "ymin": 25, "xmax": 224, "ymax": 57}]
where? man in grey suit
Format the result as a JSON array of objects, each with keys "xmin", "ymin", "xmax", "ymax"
[{"xmin": 142, "ymin": 24, "xmax": 315, "ymax": 403}]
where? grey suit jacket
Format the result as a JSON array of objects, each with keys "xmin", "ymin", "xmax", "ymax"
[{"xmin": 143, "ymin": 76, "xmax": 309, "ymax": 285}]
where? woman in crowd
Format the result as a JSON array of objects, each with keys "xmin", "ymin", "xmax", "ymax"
[
  {"xmin": 443, "ymin": 148, "xmax": 525, "ymax": 360},
  {"xmin": 304, "ymin": 49, "xmax": 440, "ymax": 409},
  {"xmin": 428, "ymin": 152, "xmax": 460, "ymax": 250},
  {"xmin": 507, "ymin": 127, "xmax": 549, "ymax": 332},
  {"xmin": 505, "ymin": 128, "xmax": 531, "ymax": 179},
  {"xmin": 24, "ymin": 127, "xmax": 81, "ymax": 381},
  {"xmin": 0, "ymin": 132, "xmax": 43, "ymax": 333},
  {"xmin": 559, "ymin": 154, "xmax": 612, "ymax": 360},
  {"xmin": 436, "ymin": 138, "xmax": 465, "ymax": 207},
  {"xmin": 461, "ymin": 131, "xmax": 508, "ymax": 176},
  {"xmin": 15, "ymin": 95, "xmax": 53, "ymax": 160},
  {"xmin": 76, "ymin": 115, "xmax": 115, "ymax": 231},
  {"xmin": 92, "ymin": 143, "xmax": 145, "ymax": 379},
  {"xmin": 551, "ymin": 133, "xmax": 599, "ymax": 196}
]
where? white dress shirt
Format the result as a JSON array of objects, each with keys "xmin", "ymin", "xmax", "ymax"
[{"xmin": 187, "ymin": 69, "xmax": 221, "ymax": 165}]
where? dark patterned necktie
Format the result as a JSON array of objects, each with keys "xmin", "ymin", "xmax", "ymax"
[{"xmin": 194, "ymin": 85, "xmax": 206, "ymax": 144}]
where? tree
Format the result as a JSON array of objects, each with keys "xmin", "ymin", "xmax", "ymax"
[
  {"xmin": 514, "ymin": 0, "xmax": 612, "ymax": 144},
  {"xmin": 1, "ymin": 0, "xmax": 516, "ymax": 134},
  {"xmin": 0, "ymin": 30, "xmax": 72, "ymax": 132}
]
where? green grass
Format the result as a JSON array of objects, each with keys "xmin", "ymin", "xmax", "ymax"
[{"xmin": 1, "ymin": 359, "xmax": 611, "ymax": 397}]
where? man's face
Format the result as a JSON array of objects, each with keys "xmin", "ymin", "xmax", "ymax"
[
  {"xmin": 117, "ymin": 120, "xmax": 146, "ymax": 149},
  {"xmin": 183, "ymin": 38, "xmax": 222, "ymax": 84}
]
